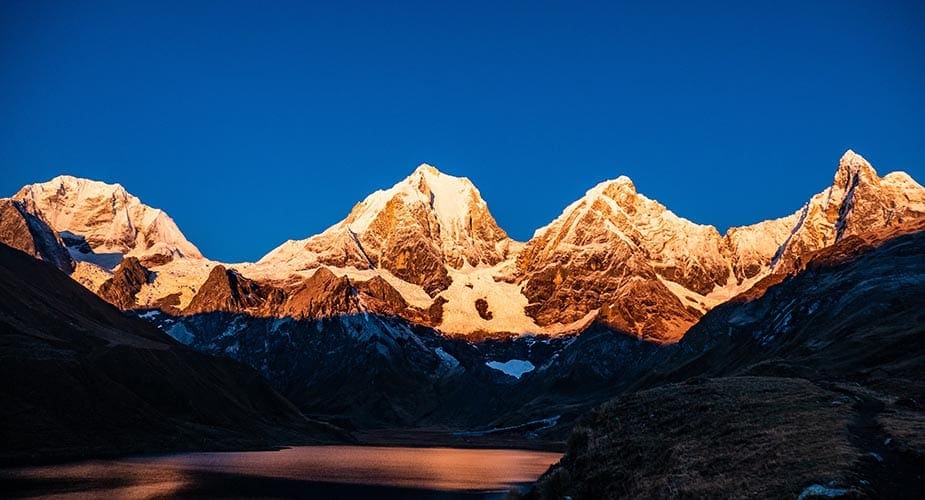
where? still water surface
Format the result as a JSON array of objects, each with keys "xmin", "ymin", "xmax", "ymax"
[{"xmin": 2, "ymin": 445, "xmax": 562, "ymax": 499}]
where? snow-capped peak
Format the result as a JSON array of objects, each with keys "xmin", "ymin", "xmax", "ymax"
[
  {"xmin": 838, "ymin": 149, "xmax": 868, "ymax": 168},
  {"xmin": 13, "ymin": 175, "xmax": 203, "ymax": 267},
  {"xmin": 581, "ymin": 176, "xmax": 637, "ymax": 198},
  {"xmin": 341, "ymin": 162, "xmax": 487, "ymax": 237},
  {"xmin": 256, "ymin": 162, "xmax": 514, "ymax": 295},
  {"xmin": 833, "ymin": 149, "xmax": 877, "ymax": 187},
  {"xmin": 602, "ymin": 175, "xmax": 636, "ymax": 193},
  {"xmin": 412, "ymin": 162, "xmax": 442, "ymax": 176}
]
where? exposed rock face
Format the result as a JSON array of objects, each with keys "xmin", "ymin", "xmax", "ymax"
[
  {"xmin": 13, "ymin": 175, "xmax": 202, "ymax": 267},
  {"xmin": 520, "ymin": 177, "xmax": 730, "ymax": 293},
  {"xmin": 58, "ymin": 230, "xmax": 92, "ymax": 254},
  {"xmin": 475, "ymin": 298, "xmax": 493, "ymax": 320},
  {"xmin": 257, "ymin": 164, "xmax": 515, "ymax": 296},
  {"xmin": 596, "ymin": 278, "xmax": 702, "ymax": 344},
  {"xmin": 185, "ymin": 265, "xmax": 284, "ymax": 316},
  {"xmin": 183, "ymin": 265, "xmax": 445, "ymax": 327},
  {"xmin": 97, "ymin": 257, "xmax": 151, "ymax": 309},
  {"xmin": 281, "ymin": 268, "xmax": 362, "ymax": 319},
  {"xmin": 0, "ymin": 199, "xmax": 74, "ymax": 273},
  {"xmin": 353, "ymin": 275, "xmax": 446, "ymax": 326},
  {"xmin": 722, "ymin": 215, "xmax": 800, "ymax": 282},
  {"xmin": 516, "ymin": 177, "xmax": 728, "ymax": 342}
]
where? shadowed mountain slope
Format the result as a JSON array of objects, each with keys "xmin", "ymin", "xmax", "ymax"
[
  {"xmin": 526, "ymin": 230, "xmax": 925, "ymax": 498},
  {"xmin": 0, "ymin": 243, "xmax": 347, "ymax": 464}
]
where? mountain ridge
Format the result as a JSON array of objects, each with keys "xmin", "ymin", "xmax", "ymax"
[{"xmin": 4, "ymin": 150, "xmax": 923, "ymax": 342}]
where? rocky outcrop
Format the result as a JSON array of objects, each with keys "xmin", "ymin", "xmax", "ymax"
[
  {"xmin": 355, "ymin": 275, "xmax": 446, "ymax": 326},
  {"xmin": 281, "ymin": 268, "xmax": 362, "ymax": 319},
  {"xmin": 722, "ymin": 216, "xmax": 799, "ymax": 282},
  {"xmin": 277, "ymin": 268, "xmax": 447, "ymax": 324},
  {"xmin": 97, "ymin": 257, "xmax": 151, "ymax": 309},
  {"xmin": 185, "ymin": 265, "xmax": 284, "ymax": 316},
  {"xmin": 475, "ymin": 298, "xmax": 493, "ymax": 320},
  {"xmin": 182, "ymin": 265, "xmax": 447, "ymax": 326},
  {"xmin": 0, "ymin": 199, "xmax": 73, "ymax": 273}
]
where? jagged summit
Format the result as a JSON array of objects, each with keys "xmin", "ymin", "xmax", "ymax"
[
  {"xmin": 578, "ymin": 176, "xmax": 638, "ymax": 201},
  {"xmin": 761, "ymin": 149, "xmax": 925, "ymax": 274},
  {"xmin": 411, "ymin": 162, "xmax": 442, "ymax": 176},
  {"xmin": 257, "ymin": 162, "xmax": 515, "ymax": 295},
  {"xmin": 12, "ymin": 175, "xmax": 203, "ymax": 267},
  {"xmin": 838, "ymin": 149, "xmax": 869, "ymax": 168},
  {"xmin": 517, "ymin": 172, "xmax": 730, "ymax": 342},
  {"xmin": 3, "ymin": 151, "xmax": 922, "ymax": 343},
  {"xmin": 832, "ymin": 149, "xmax": 878, "ymax": 193},
  {"xmin": 599, "ymin": 175, "xmax": 636, "ymax": 193},
  {"xmin": 341, "ymin": 162, "xmax": 495, "ymax": 238}
]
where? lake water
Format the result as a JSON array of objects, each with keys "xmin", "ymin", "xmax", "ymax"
[{"xmin": 1, "ymin": 445, "xmax": 562, "ymax": 499}]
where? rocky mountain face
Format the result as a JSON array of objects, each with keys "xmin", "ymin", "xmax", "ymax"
[
  {"xmin": 256, "ymin": 164, "xmax": 516, "ymax": 296},
  {"xmin": 3, "ymin": 151, "xmax": 922, "ymax": 345},
  {"xmin": 97, "ymin": 257, "xmax": 152, "ymax": 309},
  {"xmin": 767, "ymin": 150, "xmax": 925, "ymax": 275},
  {"xmin": 184, "ymin": 265, "xmax": 284, "ymax": 316},
  {"xmin": 515, "ymin": 150, "xmax": 925, "ymax": 343},
  {"xmin": 12, "ymin": 175, "xmax": 203, "ymax": 267},
  {"xmin": 180, "ymin": 264, "xmax": 444, "ymax": 326},
  {"xmin": 0, "ymin": 199, "xmax": 73, "ymax": 273},
  {"xmin": 515, "ymin": 177, "xmax": 723, "ymax": 343},
  {"xmin": 146, "ymin": 311, "xmax": 504, "ymax": 428},
  {"xmin": 525, "ymin": 226, "xmax": 925, "ymax": 499},
  {"xmin": 660, "ymin": 227, "xmax": 925, "ymax": 382}
]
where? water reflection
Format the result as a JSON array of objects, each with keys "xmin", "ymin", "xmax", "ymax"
[{"xmin": 1, "ymin": 446, "xmax": 562, "ymax": 499}]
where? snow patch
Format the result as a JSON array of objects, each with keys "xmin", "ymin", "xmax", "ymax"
[
  {"xmin": 166, "ymin": 323, "xmax": 194, "ymax": 344},
  {"xmin": 486, "ymin": 359, "xmax": 535, "ymax": 379},
  {"xmin": 797, "ymin": 484, "xmax": 849, "ymax": 499},
  {"xmin": 454, "ymin": 415, "xmax": 561, "ymax": 437},
  {"xmin": 434, "ymin": 347, "xmax": 460, "ymax": 369},
  {"xmin": 437, "ymin": 264, "xmax": 596, "ymax": 336},
  {"xmin": 270, "ymin": 317, "xmax": 292, "ymax": 333}
]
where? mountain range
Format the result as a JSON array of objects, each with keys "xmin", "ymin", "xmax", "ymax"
[
  {"xmin": 2, "ymin": 150, "xmax": 924, "ymax": 494},
  {"xmin": 5, "ymin": 150, "xmax": 922, "ymax": 345}
]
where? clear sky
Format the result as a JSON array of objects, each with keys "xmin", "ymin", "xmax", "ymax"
[{"xmin": 2, "ymin": 0, "xmax": 923, "ymax": 262}]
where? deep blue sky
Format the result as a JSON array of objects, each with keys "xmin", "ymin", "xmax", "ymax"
[{"xmin": 2, "ymin": 1, "xmax": 923, "ymax": 262}]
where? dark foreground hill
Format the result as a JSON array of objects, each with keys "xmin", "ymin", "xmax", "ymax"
[
  {"xmin": 0, "ymin": 243, "xmax": 348, "ymax": 464},
  {"xmin": 525, "ymin": 230, "xmax": 925, "ymax": 499}
]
